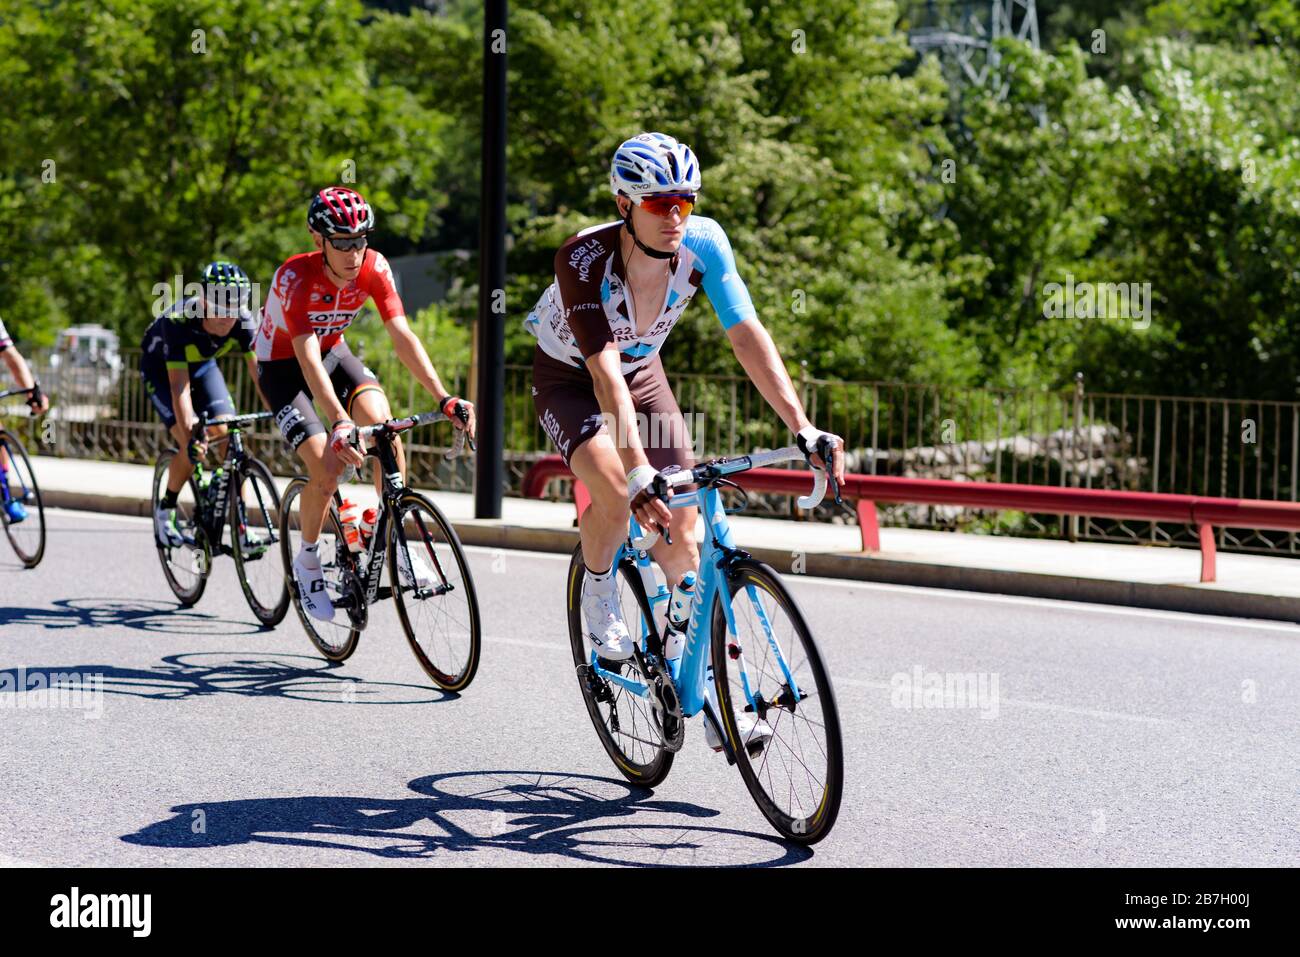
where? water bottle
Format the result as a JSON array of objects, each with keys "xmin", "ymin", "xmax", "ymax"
[
  {"xmin": 359, "ymin": 507, "xmax": 378, "ymax": 546},
  {"xmin": 663, "ymin": 571, "xmax": 696, "ymax": 662},
  {"xmin": 339, "ymin": 498, "xmax": 363, "ymax": 553}
]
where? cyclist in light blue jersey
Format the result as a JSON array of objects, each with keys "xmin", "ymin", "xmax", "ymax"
[{"xmin": 525, "ymin": 132, "xmax": 845, "ymax": 752}]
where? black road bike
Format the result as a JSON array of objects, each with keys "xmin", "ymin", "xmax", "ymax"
[
  {"xmin": 150, "ymin": 411, "xmax": 289, "ymax": 626},
  {"xmin": 279, "ymin": 410, "xmax": 481, "ymax": 692}
]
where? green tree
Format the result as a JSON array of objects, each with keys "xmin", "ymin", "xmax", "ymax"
[{"xmin": 0, "ymin": 0, "xmax": 450, "ymax": 346}]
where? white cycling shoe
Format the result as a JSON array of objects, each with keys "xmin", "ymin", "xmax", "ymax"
[
  {"xmin": 705, "ymin": 710, "xmax": 775, "ymax": 757},
  {"xmin": 396, "ymin": 546, "xmax": 436, "ymax": 589},
  {"xmin": 153, "ymin": 507, "xmax": 183, "ymax": 547},
  {"xmin": 293, "ymin": 550, "xmax": 336, "ymax": 622},
  {"xmin": 581, "ymin": 578, "xmax": 635, "ymax": 661}
]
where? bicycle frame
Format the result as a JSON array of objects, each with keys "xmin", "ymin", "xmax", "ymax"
[
  {"xmin": 185, "ymin": 414, "xmax": 275, "ymax": 558},
  {"xmin": 586, "ymin": 474, "xmax": 802, "ymax": 725},
  {"xmin": 336, "ymin": 424, "xmax": 455, "ymax": 610}
]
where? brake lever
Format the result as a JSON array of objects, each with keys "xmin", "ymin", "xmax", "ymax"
[
  {"xmin": 818, "ymin": 438, "xmax": 856, "ymax": 517},
  {"xmin": 649, "ymin": 473, "xmax": 672, "ymax": 546}
]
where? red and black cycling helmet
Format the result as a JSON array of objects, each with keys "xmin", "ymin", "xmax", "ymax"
[{"xmin": 307, "ymin": 186, "xmax": 375, "ymax": 236}]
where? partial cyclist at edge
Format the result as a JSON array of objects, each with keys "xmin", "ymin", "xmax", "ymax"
[
  {"xmin": 255, "ymin": 186, "xmax": 475, "ymax": 623},
  {"xmin": 524, "ymin": 132, "xmax": 846, "ymax": 752},
  {"xmin": 0, "ymin": 317, "xmax": 49, "ymax": 523},
  {"xmin": 141, "ymin": 261, "xmax": 269, "ymax": 546}
]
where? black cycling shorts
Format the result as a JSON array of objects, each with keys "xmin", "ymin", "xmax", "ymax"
[
  {"xmin": 141, "ymin": 359, "xmax": 236, "ymax": 430},
  {"xmin": 257, "ymin": 342, "xmax": 383, "ymax": 450},
  {"xmin": 532, "ymin": 347, "xmax": 696, "ymax": 476}
]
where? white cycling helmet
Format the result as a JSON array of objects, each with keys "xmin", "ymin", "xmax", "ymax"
[{"xmin": 609, "ymin": 132, "xmax": 701, "ymax": 200}]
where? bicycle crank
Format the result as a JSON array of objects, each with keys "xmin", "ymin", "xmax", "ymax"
[{"xmin": 647, "ymin": 664, "xmax": 685, "ymax": 753}]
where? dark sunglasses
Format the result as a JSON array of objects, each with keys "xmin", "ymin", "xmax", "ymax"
[{"xmin": 327, "ymin": 234, "xmax": 369, "ymax": 251}]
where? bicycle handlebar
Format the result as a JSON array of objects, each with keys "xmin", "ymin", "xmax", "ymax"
[
  {"xmin": 628, "ymin": 442, "xmax": 840, "ymax": 551},
  {"xmin": 353, "ymin": 409, "xmax": 474, "ymax": 460},
  {"xmin": 0, "ymin": 384, "xmax": 44, "ymax": 415}
]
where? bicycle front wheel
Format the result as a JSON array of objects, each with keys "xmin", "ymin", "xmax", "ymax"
[
  {"xmin": 389, "ymin": 491, "xmax": 481, "ymax": 691},
  {"xmin": 566, "ymin": 545, "xmax": 674, "ymax": 788},
  {"xmin": 710, "ymin": 559, "xmax": 844, "ymax": 844},
  {"xmin": 151, "ymin": 450, "xmax": 210, "ymax": 605},
  {"xmin": 230, "ymin": 457, "xmax": 289, "ymax": 627},
  {"xmin": 1, "ymin": 431, "xmax": 45, "ymax": 568},
  {"xmin": 279, "ymin": 477, "xmax": 360, "ymax": 661}
]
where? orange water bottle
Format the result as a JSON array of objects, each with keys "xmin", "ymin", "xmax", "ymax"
[{"xmin": 339, "ymin": 498, "xmax": 363, "ymax": 553}]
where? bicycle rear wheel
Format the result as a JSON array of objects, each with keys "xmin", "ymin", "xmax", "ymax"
[
  {"xmin": 389, "ymin": 490, "xmax": 481, "ymax": 691},
  {"xmin": 230, "ymin": 457, "xmax": 289, "ymax": 627},
  {"xmin": 279, "ymin": 477, "xmax": 360, "ymax": 661},
  {"xmin": 566, "ymin": 545, "xmax": 674, "ymax": 788},
  {"xmin": 151, "ymin": 450, "xmax": 210, "ymax": 606},
  {"xmin": 710, "ymin": 559, "xmax": 843, "ymax": 844},
  {"xmin": 1, "ymin": 431, "xmax": 45, "ymax": 568}
]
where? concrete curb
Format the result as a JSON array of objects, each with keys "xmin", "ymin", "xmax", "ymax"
[{"xmin": 40, "ymin": 489, "xmax": 1300, "ymax": 625}]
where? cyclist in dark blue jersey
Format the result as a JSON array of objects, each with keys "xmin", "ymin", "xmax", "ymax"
[{"xmin": 142, "ymin": 261, "xmax": 269, "ymax": 545}]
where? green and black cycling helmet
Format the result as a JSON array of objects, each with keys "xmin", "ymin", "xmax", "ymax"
[{"xmin": 201, "ymin": 260, "xmax": 252, "ymax": 313}]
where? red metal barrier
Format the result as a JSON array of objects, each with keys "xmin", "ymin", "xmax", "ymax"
[{"xmin": 521, "ymin": 455, "xmax": 1300, "ymax": 583}]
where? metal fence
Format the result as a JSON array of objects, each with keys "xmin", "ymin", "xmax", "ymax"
[{"xmin": 7, "ymin": 348, "xmax": 1297, "ymax": 556}]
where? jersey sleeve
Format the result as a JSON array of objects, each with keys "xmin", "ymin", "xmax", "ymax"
[
  {"xmin": 0, "ymin": 317, "xmax": 11, "ymax": 352},
  {"xmin": 690, "ymin": 218, "xmax": 757, "ymax": 330},
  {"xmin": 554, "ymin": 233, "xmax": 616, "ymax": 359},
  {"xmin": 364, "ymin": 251, "xmax": 405, "ymax": 322},
  {"xmin": 275, "ymin": 264, "xmax": 314, "ymax": 340},
  {"xmin": 162, "ymin": 310, "xmax": 192, "ymax": 369}
]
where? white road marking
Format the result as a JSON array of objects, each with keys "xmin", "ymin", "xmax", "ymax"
[{"xmin": 51, "ymin": 509, "xmax": 1299, "ymax": 634}]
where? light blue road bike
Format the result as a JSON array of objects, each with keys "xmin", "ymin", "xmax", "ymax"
[{"xmin": 567, "ymin": 443, "xmax": 844, "ymax": 844}]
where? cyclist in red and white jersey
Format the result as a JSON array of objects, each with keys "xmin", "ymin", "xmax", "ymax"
[{"xmin": 255, "ymin": 187, "xmax": 475, "ymax": 621}]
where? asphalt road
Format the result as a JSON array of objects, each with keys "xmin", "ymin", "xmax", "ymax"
[{"xmin": 1, "ymin": 509, "xmax": 1296, "ymax": 867}]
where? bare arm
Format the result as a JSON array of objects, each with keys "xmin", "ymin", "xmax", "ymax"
[
  {"xmin": 1, "ymin": 348, "xmax": 36, "ymax": 391},
  {"xmin": 585, "ymin": 349, "xmax": 672, "ymax": 530},
  {"xmin": 291, "ymin": 332, "xmax": 364, "ymax": 466},
  {"xmin": 291, "ymin": 333, "xmax": 346, "ymax": 426},
  {"xmin": 168, "ymin": 367, "xmax": 198, "ymax": 437},
  {"xmin": 586, "ymin": 349, "xmax": 649, "ymax": 476},
  {"xmin": 1, "ymin": 347, "xmax": 47, "ymax": 414},
  {"xmin": 727, "ymin": 319, "xmax": 844, "ymax": 482},
  {"xmin": 386, "ymin": 316, "xmax": 476, "ymax": 436},
  {"xmin": 244, "ymin": 354, "xmax": 272, "ymax": 413}
]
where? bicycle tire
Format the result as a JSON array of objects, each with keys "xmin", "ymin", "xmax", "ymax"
[
  {"xmin": 566, "ymin": 544, "xmax": 674, "ymax": 788},
  {"xmin": 710, "ymin": 559, "xmax": 844, "ymax": 844},
  {"xmin": 151, "ymin": 449, "xmax": 210, "ymax": 606},
  {"xmin": 1, "ymin": 431, "xmax": 45, "ymax": 568},
  {"xmin": 389, "ymin": 490, "xmax": 482, "ymax": 691},
  {"xmin": 279, "ymin": 476, "xmax": 360, "ymax": 661},
  {"xmin": 230, "ymin": 457, "xmax": 289, "ymax": 627}
]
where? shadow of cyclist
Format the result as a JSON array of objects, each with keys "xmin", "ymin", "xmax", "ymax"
[
  {"xmin": 121, "ymin": 770, "xmax": 811, "ymax": 867},
  {"xmin": 0, "ymin": 597, "xmax": 267, "ymax": 635},
  {"xmin": 0, "ymin": 651, "xmax": 449, "ymax": 705}
]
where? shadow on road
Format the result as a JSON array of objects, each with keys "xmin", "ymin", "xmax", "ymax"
[
  {"xmin": 121, "ymin": 770, "xmax": 811, "ymax": 867},
  {"xmin": 0, "ymin": 598, "xmax": 268, "ymax": 636},
  {"xmin": 0, "ymin": 651, "xmax": 450, "ymax": 705}
]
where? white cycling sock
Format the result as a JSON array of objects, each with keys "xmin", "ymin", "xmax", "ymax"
[
  {"xmin": 297, "ymin": 541, "xmax": 321, "ymax": 569},
  {"xmin": 585, "ymin": 564, "xmax": 616, "ymax": 592}
]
